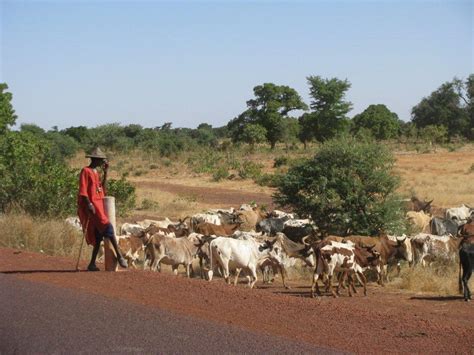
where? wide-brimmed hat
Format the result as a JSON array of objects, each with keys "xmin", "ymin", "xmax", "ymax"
[{"xmin": 85, "ymin": 147, "xmax": 107, "ymax": 159}]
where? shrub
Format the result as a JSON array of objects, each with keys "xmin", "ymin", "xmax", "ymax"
[
  {"xmin": 255, "ymin": 173, "xmax": 280, "ymax": 187},
  {"xmin": 0, "ymin": 131, "xmax": 78, "ymax": 217},
  {"xmin": 212, "ymin": 166, "xmax": 229, "ymax": 181},
  {"xmin": 274, "ymin": 135, "xmax": 404, "ymax": 235},
  {"xmin": 238, "ymin": 160, "xmax": 263, "ymax": 179},
  {"xmin": 273, "ymin": 156, "xmax": 288, "ymax": 168},
  {"xmin": 139, "ymin": 198, "xmax": 159, "ymax": 211},
  {"xmin": 149, "ymin": 164, "xmax": 159, "ymax": 170},
  {"xmin": 107, "ymin": 176, "xmax": 136, "ymax": 216},
  {"xmin": 133, "ymin": 169, "xmax": 146, "ymax": 176}
]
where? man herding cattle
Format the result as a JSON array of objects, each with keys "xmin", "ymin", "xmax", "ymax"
[{"xmin": 77, "ymin": 147, "xmax": 128, "ymax": 271}]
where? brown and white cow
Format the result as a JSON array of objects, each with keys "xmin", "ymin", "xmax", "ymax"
[
  {"xmin": 310, "ymin": 240, "xmax": 379, "ymax": 298},
  {"xmin": 410, "ymin": 233, "xmax": 461, "ymax": 267},
  {"xmin": 325, "ymin": 234, "xmax": 411, "ymax": 285}
]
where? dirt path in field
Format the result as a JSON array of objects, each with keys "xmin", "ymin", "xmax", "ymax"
[{"xmin": 1, "ymin": 248, "xmax": 472, "ymax": 353}]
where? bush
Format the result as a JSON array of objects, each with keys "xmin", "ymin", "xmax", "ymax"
[
  {"xmin": 212, "ymin": 166, "xmax": 229, "ymax": 181},
  {"xmin": 139, "ymin": 198, "xmax": 159, "ymax": 211},
  {"xmin": 0, "ymin": 131, "xmax": 78, "ymax": 217},
  {"xmin": 107, "ymin": 176, "xmax": 136, "ymax": 216},
  {"xmin": 274, "ymin": 135, "xmax": 404, "ymax": 235},
  {"xmin": 273, "ymin": 156, "xmax": 288, "ymax": 168},
  {"xmin": 255, "ymin": 173, "xmax": 280, "ymax": 187},
  {"xmin": 238, "ymin": 160, "xmax": 263, "ymax": 179}
]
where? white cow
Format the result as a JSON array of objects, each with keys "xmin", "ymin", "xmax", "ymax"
[
  {"xmin": 207, "ymin": 236, "xmax": 285, "ymax": 288},
  {"xmin": 445, "ymin": 205, "xmax": 474, "ymax": 226},
  {"xmin": 65, "ymin": 217, "xmax": 82, "ymax": 231},
  {"xmin": 191, "ymin": 213, "xmax": 222, "ymax": 226}
]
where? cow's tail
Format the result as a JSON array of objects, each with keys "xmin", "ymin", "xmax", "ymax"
[{"xmin": 458, "ymin": 255, "xmax": 463, "ymax": 294}]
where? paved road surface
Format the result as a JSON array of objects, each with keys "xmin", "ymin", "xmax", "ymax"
[{"xmin": 0, "ymin": 274, "xmax": 335, "ymax": 354}]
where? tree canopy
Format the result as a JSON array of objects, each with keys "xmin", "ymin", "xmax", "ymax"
[
  {"xmin": 352, "ymin": 104, "xmax": 400, "ymax": 140},
  {"xmin": 228, "ymin": 83, "xmax": 307, "ymax": 148},
  {"xmin": 0, "ymin": 83, "xmax": 17, "ymax": 135},
  {"xmin": 274, "ymin": 135, "xmax": 404, "ymax": 235},
  {"xmin": 411, "ymin": 77, "xmax": 471, "ymax": 138},
  {"xmin": 299, "ymin": 76, "xmax": 352, "ymax": 143}
]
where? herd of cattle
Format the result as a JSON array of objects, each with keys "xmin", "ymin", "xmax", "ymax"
[{"xmin": 66, "ymin": 198, "xmax": 474, "ymax": 301}]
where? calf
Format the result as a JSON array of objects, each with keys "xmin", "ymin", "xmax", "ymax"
[
  {"xmin": 117, "ymin": 234, "xmax": 147, "ymax": 268},
  {"xmin": 310, "ymin": 241, "xmax": 375, "ymax": 298}
]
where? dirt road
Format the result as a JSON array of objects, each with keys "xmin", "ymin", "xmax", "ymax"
[{"xmin": 1, "ymin": 248, "xmax": 473, "ymax": 353}]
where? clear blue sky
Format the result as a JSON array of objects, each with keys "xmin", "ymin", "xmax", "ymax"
[{"xmin": 1, "ymin": 0, "xmax": 472, "ymax": 130}]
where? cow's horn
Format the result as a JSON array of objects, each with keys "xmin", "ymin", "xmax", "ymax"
[{"xmin": 302, "ymin": 235, "xmax": 311, "ymax": 246}]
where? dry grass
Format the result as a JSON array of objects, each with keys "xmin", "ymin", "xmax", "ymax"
[
  {"xmin": 394, "ymin": 146, "xmax": 474, "ymax": 207},
  {"xmin": 0, "ymin": 213, "xmax": 90, "ymax": 260},
  {"xmin": 134, "ymin": 188, "xmax": 201, "ymax": 220},
  {"xmin": 387, "ymin": 262, "xmax": 463, "ymax": 295}
]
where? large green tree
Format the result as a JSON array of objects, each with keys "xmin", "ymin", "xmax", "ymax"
[
  {"xmin": 228, "ymin": 83, "xmax": 307, "ymax": 148},
  {"xmin": 352, "ymin": 104, "xmax": 400, "ymax": 140},
  {"xmin": 0, "ymin": 83, "xmax": 17, "ymax": 134},
  {"xmin": 299, "ymin": 76, "xmax": 352, "ymax": 142},
  {"xmin": 274, "ymin": 135, "xmax": 404, "ymax": 235},
  {"xmin": 411, "ymin": 78, "xmax": 471, "ymax": 138}
]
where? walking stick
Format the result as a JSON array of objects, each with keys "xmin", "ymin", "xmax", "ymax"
[{"xmin": 76, "ymin": 218, "xmax": 89, "ymax": 271}]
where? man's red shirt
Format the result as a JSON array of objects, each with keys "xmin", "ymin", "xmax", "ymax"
[{"xmin": 77, "ymin": 167, "xmax": 110, "ymax": 245}]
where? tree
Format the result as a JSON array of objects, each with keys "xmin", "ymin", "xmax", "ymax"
[
  {"xmin": 228, "ymin": 83, "xmax": 307, "ymax": 148},
  {"xmin": 281, "ymin": 117, "xmax": 300, "ymax": 150},
  {"xmin": 20, "ymin": 123, "xmax": 45, "ymax": 136},
  {"xmin": 241, "ymin": 123, "xmax": 267, "ymax": 151},
  {"xmin": 411, "ymin": 78, "xmax": 470, "ymax": 138},
  {"xmin": 298, "ymin": 113, "xmax": 315, "ymax": 149},
  {"xmin": 63, "ymin": 126, "xmax": 90, "ymax": 144},
  {"xmin": 419, "ymin": 125, "xmax": 448, "ymax": 147},
  {"xmin": 0, "ymin": 83, "xmax": 17, "ymax": 134},
  {"xmin": 352, "ymin": 104, "xmax": 400, "ymax": 140},
  {"xmin": 301, "ymin": 76, "xmax": 352, "ymax": 142},
  {"xmin": 274, "ymin": 135, "xmax": 404, "ymax": 236}
]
